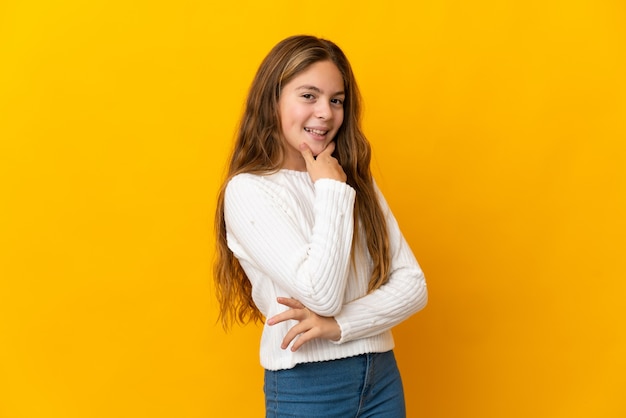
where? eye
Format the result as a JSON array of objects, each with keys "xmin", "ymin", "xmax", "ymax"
[
  {"xmin": 331, "ymin": 98, "xmax": 344, "ymax": 106},
  {"xmin": 301, "ymin": 93, "xmax": 315, "ymax": 100}
]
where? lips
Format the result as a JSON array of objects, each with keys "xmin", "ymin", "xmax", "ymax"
[{"xmin": 304, "ymin": 127, "xmax": 329, "ymax": 136}]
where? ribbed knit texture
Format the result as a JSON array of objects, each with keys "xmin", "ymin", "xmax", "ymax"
[{"xmin": 224, "ymin": 170, "xmax": 427, "ymax": 371}]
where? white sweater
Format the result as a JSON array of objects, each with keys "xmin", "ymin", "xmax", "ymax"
[{"xmin": 224, "ymin": 169, "xmax": 427, "ymax": 371}]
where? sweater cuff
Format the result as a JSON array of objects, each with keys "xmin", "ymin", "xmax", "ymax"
[
  {"xmin": 331, "ymin": 315, "xmax": 351, "ymax": 345},
  {"xmin": 314, "ymin": 178, "xmax": 355, "ymax": 193},
  {"xmin": 315, "ymin": 179, "xmax": 356, "ymax": 215}
]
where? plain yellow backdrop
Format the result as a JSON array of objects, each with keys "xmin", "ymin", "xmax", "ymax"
[{"xmin": 1, "ymin": 0, "xmax": 625, "ymax": 417}]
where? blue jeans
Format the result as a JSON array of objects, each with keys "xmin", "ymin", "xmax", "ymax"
[{"xmin": 264, "ymin": 350, "xmax": 406, "ymax": 417}]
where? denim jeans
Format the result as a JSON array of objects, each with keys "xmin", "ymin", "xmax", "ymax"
[{"xmin": 264, "ymin": 350, "xmax": 406, "ymax": 417}]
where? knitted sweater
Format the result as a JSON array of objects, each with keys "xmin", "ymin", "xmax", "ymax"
[{"xmin": 224, "ymin": 169, "xmax": 427, "ymax": 371}]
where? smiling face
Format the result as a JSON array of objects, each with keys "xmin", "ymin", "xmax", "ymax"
[{"xmin": 278, "ymin": 60, "xmax": 345, "ymax": 171}]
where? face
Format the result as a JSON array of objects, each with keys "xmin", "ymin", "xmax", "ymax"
[{"xmin": 278, "ymin": 60, "xmax": 345, "ymax": 170}]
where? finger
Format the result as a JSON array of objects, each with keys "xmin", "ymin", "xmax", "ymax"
[
  {"xmin": 299, "ymin": 143, "xmax": 315, "ymax": 164},
  {"xmin": 317, "ymin": 141, "xmax": 336, "ymax": 158},
  {"xmin": 290, "ymin": 330, "xmax": 318, "ymax": 352},
  {"xmin": 276, "ymin": 297, "xmax": 305, "ymax": 309},
  {"xmin": 267, "ymin": 308, "xmax": 304, "ymax": 326},
  {"xmin": 281, "ymin": 322, "xmax": 310, "ymax": 349}
]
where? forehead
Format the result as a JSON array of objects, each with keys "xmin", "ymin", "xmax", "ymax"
[{"xmin": 284, "ymin": 60, "xmax": 344, "ymax": 93}]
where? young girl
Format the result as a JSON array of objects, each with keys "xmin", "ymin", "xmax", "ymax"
[{"xmin": 214, "ymin": 35, "xmax": 428, "ymax": 417}]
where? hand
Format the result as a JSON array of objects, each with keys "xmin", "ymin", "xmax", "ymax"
[
  {"xmin": 300, "ymin": 142, "xmax": 347, "ymax": 183},
  {"xmin": 267, "ymin": 297, "xmax": 341, "ymax": 351}
]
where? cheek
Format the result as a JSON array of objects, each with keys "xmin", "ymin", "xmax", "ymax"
[
  {"xmin": 336, "ymin": 111, "xmax": 345, "ymax": 130},
  {"xmin": 278, "ymin": 100, "xmax": 297, "ymax": 130},
  {"xmin": 281, "ymin": 107, "xmax": 302, "ymax": 130}
]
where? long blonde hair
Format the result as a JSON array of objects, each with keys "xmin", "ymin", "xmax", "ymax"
[{"xmin": 214, "ymin": 35, "xmax": 390, "ymax": 328}]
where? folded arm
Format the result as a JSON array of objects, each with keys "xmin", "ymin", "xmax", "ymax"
[{"xmin": 225, "ymin": 174, "xmax": 356, "ymax": 316}]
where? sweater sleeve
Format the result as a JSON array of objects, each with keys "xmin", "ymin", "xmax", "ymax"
[
  {"xmin": 224, "ymin": 174, "xmax": 356, "ymax": 317},
  {"xmin": 332, "ymin": 184, "xmax": 428, "ymax": 343}
]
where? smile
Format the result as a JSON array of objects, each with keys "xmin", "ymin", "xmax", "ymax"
[{"xmin": 304, "ymin": 127, "xmax": 329, "ymax": 136}]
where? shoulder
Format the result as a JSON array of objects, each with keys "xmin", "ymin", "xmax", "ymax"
[
  {"xmin": 224, "ymin": 172, "xmax": 314, "ymax": 226},
  {"xmin": 370, "ymin": 178, "xmax": 394, "ymax": 219},
  {"xmin": 226, "ymin": 172, "xmax": 263, "ymax": 190},
  {"xmin": 227, "ymin": 170, "xmax": 314, "ymax": 194},
  {"xmin": 225, "ymin": 173, "xmax": 270, "ymax": 202},
  {"xmin": 225, "ymin": 171, "xmax": 308, "ymax": 208}
]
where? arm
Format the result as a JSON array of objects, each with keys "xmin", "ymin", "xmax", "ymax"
[
  {"xmin": 224, "ymin": 174, "xmax": 356, "ymax": 317},
  {"xmin": 332, "ymin": 184, "xmax": 428, "ymax": 343},
  {"xmin": 268, "ymin": 184, "xmax": 428, "ymax": 350}
]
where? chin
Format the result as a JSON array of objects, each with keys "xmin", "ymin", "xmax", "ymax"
[{"xmin": 309, "ymin": 142, "xmax": 329, "ymax": 157}]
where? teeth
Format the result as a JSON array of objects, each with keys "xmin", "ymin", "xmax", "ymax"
[{"xmin": 305, "ymin": 127, "xmax": 327, "ymax": 135}]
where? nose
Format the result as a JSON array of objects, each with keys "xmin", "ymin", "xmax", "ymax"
[{"xmin": 315, "ymin": 101, "xmax": 332, "ymax": 120}]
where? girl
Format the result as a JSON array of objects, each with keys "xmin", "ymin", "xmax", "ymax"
[{"xmin": 214, "ymin": 35, "xmax": 428, "ymax": 417}]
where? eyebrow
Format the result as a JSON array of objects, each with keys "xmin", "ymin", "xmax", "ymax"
[{"xmin": 295, "ymin": 85, "xmax": 345, "ymax": 96}]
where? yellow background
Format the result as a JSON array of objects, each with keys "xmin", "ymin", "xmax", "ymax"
[{"xmin": 1, "ymin": 0, "xmax": 625, "ymax": 417}]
